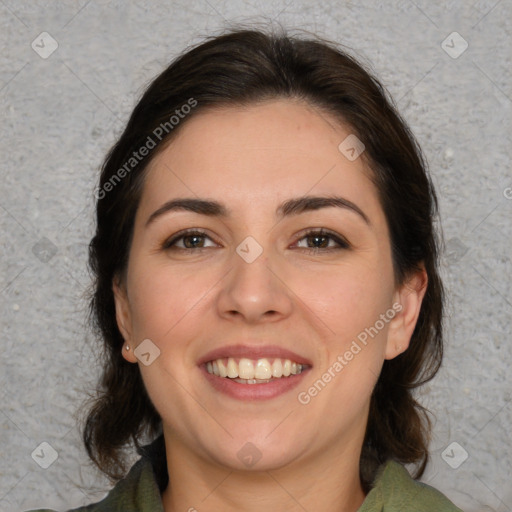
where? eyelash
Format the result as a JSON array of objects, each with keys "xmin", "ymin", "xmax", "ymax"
[{"xmin": 161, "ymin": 228, "xmax": 350, "ymax": 254}]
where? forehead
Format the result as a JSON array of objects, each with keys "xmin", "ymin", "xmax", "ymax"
[{"xmin": 139, "ymin": 99, "xmax": 383, "ymax": 223}]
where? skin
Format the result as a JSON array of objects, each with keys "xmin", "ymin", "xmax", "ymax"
[{"xmin": 113, "ymin": 98, "xmax": 427, "ymax": 512}]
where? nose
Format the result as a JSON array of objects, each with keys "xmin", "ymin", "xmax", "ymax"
[{"xmin": 215, "ymin": 242, "xmax": 294, "ymax": 325}]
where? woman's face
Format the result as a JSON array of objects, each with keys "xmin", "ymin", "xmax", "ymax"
[{"xmin": 114, "ymin": 99, "xmax": 425, "ymax": 472}]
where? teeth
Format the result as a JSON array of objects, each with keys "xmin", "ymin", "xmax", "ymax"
[
  {"xmin": 239, "ymin": 358, "xmax": 254, "ymax": 379},
  {"xmin": 217, "ymin": 359, "xmax": 228, "ymax": 377},
  {"xmin": 255, "ymin": 358, "xmax": 272, "ymax": 379},
  {"xmin": 205, "ymin": 357, "xmax": 305, "ymax": 380},
  {"xmin": 271, "ymin": 358, "xmax": 282, "ymax": 377},
  {"xmin": 233, "ymin": 378, "xmax": 272, "ymax": 384},
  {"xmin": 227, "ymin": 358, "xmax": 238, "ymax": 378}
]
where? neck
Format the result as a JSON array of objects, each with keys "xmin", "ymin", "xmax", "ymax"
[{"xmin": 161, "ymin": 431, "xmax": 366, "ymax": 512}]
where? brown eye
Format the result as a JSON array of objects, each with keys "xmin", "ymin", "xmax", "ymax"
[
  {"xmin": 294, "ymin": 229, "xmax": 350, "ymax": 252},
  {"xmin": 162, "ymin": 230, "xmax": 217, "ymax": 250}
]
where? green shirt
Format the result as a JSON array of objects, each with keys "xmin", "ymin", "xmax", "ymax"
[{"xmin": 30, "ymin": 436, "xmax": 462, "ymax": 512}]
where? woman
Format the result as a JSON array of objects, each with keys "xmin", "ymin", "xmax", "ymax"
[{"xmin": 31, "ymin": 26, "xmax": 462, "ymax": 511}]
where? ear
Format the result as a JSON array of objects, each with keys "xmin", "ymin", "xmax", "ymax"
[
  {"xmin": 112, "ymin": 275, "xmax": 138, "ymax": 363},
  {"xmin": 384, "ymin": 266, "xmax": 428, "ymax": 360}
]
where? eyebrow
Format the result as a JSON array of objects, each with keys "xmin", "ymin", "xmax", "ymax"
[{"xmin": 145, "ymin": 195, "xmax": 370, "ymax": 227}]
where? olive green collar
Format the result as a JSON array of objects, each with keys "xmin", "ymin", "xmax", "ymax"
[{"xmin": 55, "ymin": 435, "xmax": 461, "ymax": 512}]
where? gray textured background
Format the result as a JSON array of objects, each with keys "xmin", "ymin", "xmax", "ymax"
[{"xmin": 1, "ymin": 1, "xmax": 511, "ymax": 511}]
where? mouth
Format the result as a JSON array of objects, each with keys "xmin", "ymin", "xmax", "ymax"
[
  {"xmin": 198, "ymin": 344, "xmax": 313, "ymax": 400},
  {"xmin": 204, "ymin": 357, "xmax": 309, "ymax": 384}
]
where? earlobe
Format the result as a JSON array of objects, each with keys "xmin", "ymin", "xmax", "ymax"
[
  {"xmin": 384, "ymin": 267, "xmax": 428, "ymax": 360},
  {"xmin": 112, "ymin": 276, "xmax": 138, "ymax": 363}
]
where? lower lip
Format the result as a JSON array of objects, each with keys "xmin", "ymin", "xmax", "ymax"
[{"xmin": 200, "ymin": 365, "xmax": 311, "ymax": 401}]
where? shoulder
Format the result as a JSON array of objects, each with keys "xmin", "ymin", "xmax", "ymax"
[{"xmin": 359, "ymin": 460, "xmax": 463, "ymax": 512}]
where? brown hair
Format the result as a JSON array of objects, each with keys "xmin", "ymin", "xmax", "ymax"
[{"xmin": 83, "ymin": 25, "xmax": 444, "ymax": 490}]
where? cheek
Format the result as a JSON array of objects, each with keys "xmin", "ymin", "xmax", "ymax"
[
  {"xmin": 291, "ymin": 259, "xmax": 396, "ymax": 401},
  {"xmin": 294, "ymin": 261, "xmax": 394, "ymax": 339},
  {"xmin": 297, "ymin": 267, "xmax": 391, "ymax": 424},
  {"xmin": 126, "ymin": 259, "xmax": 215, "ymax": 343}
]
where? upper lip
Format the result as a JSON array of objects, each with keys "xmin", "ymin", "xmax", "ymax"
[{"xmin": 198, "ymin": 344, "xmax": 313, "ymax": 366}]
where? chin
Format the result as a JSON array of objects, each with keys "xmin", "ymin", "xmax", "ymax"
[{"xmin": 204, "ymin": 433, "xmax": 306, "ymax": 472}]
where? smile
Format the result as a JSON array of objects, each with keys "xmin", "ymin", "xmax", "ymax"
[
  {"xmin": 199, "ymin": 344, "xmax": 312, "ymax": 400},
  {"xmin": 205, "ymin": 357, "xmax": 307, "ymax": 383}
]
